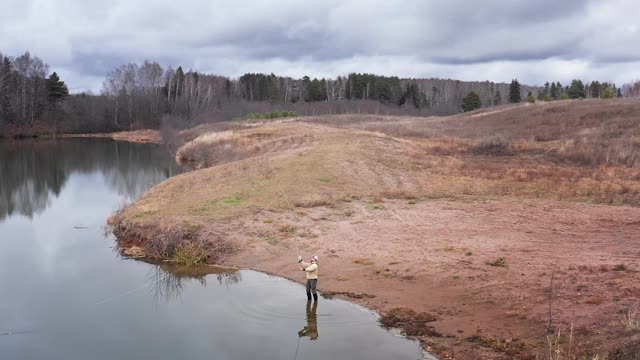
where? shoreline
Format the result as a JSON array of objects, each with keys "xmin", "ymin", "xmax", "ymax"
[
  {"xmin": 54, "ymin": 129, "xmax": 162, "ymax": 143},
  {"xmin": 112, "ymin": 196, "xmax": 640, "ymax": 359},
  {"xmin": 0, "ymin": 129, "xmax": 162, "ymax": 144}
]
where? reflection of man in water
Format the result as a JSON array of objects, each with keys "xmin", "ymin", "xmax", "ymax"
[{"xmin": 298, "ymin": 300, "xmax": 319, "ymax": 340}]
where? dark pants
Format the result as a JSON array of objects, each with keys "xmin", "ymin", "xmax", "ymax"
[{"xmin": 306, "ymin": 279, "xmax": 317, "ymax": 298}]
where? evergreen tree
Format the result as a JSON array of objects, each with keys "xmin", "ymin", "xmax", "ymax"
[
  {"xmin": 550, "ymin": 82, "xmax": 559, "ymax": 100},
  {"xmin": 460, "ymin": 91, "xmax": 481, "ymax": 112},
  {"xmin": 590, "ymin": 81, "xmax": 601, "ymax": 98},
  {"xmin": 617, "ymin": 88, "xmax": 623, "ymax": 98},
  {"xmin": 557, "ymin": 82, "xmax": 564, "ymax": 98},
  {"xmin": 527, "ymin": 91, "xmax": 535, "ymax": 103},
  {"xmin": 568, "ymin": 80, "xmax": 585, "ymax": 99},
  {"xmin": 319, "ymin": 78, "xmax": 328, "ymax": 101},
  {"xmin": 0, "ymin": 57, "xmax": 14, "ymax": 122},
  {"xmin": 302, "ymin": 76, "xmax": 311, "ymax": 101},
  {"xmin": 46, "ymin": 72, "xmax": 69, "ymax": 105},
  {"xmin": 508, "ymin": 79, "xmax": 521, "ymax": 103},
  {"xmin": 538, "ymin": 82, "xmax": 550, "ymax": 100},
  {"xmin": 398, "ymin": 82, "xmax": 424, "ymax": 109}
]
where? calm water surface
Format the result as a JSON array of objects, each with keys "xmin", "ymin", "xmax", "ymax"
[{"xmin": 0, "ymin": 139, "xmax": 424, "ymax": 360}]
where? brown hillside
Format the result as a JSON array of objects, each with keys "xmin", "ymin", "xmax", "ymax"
[{"xmin": 113, "ymin": 98, "xmax": 640, "ymax": 359}]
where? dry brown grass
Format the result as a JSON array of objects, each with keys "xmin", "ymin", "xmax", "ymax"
[
  {"xmin": 175, "ymin": 125, "xmax": 311, "ymax": 169},
  {"xmin": 115, "ymin": 99, "xmax": 640, "ymax": 270},
  {"xmin": 305, "ymin": 99, "xmax": 640, "ymax": 169},
  {"xmin": 620, "ymin": 303, "xmax": 640, "ymax": 333},
  {"xmin": 293, "ymin": 193, "xmax": 334, "ymax": 208},
  {"xmin": 469, "ymin": 136, "xmax": 514, "ymax": 156}
]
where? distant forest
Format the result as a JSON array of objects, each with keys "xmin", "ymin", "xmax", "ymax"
[{"xmin": 0, "ymin": 50, "xmax": 636, "ymax": 137}]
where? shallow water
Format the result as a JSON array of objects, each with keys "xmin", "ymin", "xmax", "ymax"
[{"xmin": 0, "ymin": 139, "xmax": 424, "ymax": 360}]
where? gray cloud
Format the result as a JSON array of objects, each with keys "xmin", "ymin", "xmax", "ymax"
[{"xmin": 1, "ymin": 0, "xmax": 639, "ymax": 92}]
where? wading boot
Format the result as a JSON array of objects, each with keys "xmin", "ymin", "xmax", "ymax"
[
  {"xmin": 307, "ymin": 292, "xmax": 312, "ymax": 301},
  {"xmin": 313, "ymin": 294, "xmax": 318, "ymax": 302}
]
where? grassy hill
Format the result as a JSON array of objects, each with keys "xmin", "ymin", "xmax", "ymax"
[{"xmin": 112, "ymin": 98, "xmax": 640, "ymax": 359}]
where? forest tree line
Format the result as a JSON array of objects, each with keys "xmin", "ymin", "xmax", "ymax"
[{"xmin": 0, "ymin": 50, "xmax": 636, "ymax": 137}]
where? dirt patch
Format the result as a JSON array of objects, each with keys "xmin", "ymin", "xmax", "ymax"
[
  {"xmin": 466, "ymin": 335, "xmax": 535, "ymax": 359},
  {"xmin": 321, "ymin": 291, "xmax": 376, "ymax": 300},
  {"xmin": 218, "ymin": 199, "xmax": 640, "ymax": 359},
  {"xmin": 380, "ymin": 307, "xmax": 440, "ymax": 337}
]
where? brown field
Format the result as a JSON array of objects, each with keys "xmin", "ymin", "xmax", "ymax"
[{"xmin": 112, "ymin": 98, "xmax": 640, "ymax": 359}]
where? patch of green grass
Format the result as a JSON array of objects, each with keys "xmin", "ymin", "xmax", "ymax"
[
  {"xmin": 466, "ymin": 251, "xmax": 473, "ymax": 256},
  {"xmin": 263, "ymin": 218, "xmax": 273, "ymax": 223},
  {"xmin": 240, "ymin": 110, "xmax": 299, "ymax": 121},
  {"xmin": 318, "ymin": 177, "xmax": 332, "ymax": 183},
  {"xmin": 223, "ymin": 197, "xmax": 240, "ymax": 204},
  {"xmin": 407, "ymin": 200, "xmax": 417, "ymax": 205},
  {"xmin": 613, "ymin": 264, "xmax": 627, "ymax": 271}
]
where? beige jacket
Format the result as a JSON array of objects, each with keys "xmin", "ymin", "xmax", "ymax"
[{"xmin": 300, "ymin": 261, "xmax": 318, "ymax": 280}]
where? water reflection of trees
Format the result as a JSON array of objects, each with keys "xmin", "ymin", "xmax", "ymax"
[
  {"xmin": 146, "ymin": 263, "xmax": 241, "ymax": 304},
  {"xmin": 0, "ymin": 139, "xmax": 180, "ymax": 221}
]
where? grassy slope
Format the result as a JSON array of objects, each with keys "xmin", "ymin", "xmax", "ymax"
[
  {"xmin": 114, "ymin": 99, "xmax": 640, "ymax": 359},
  {"xmin": 124, "ymin": 98, "xmax": 640, "ymax": 229}
]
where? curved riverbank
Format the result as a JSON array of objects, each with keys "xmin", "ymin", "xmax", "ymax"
[{"xmin": 111, "ymin": 114, "xmax": 640, "ymax": 359}]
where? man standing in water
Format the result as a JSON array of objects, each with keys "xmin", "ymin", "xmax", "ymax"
[{"xmin": 298, "ymin": 255, "xmax": 318, "ymax": 302}]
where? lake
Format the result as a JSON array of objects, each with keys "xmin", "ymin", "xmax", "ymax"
[{"xmin": 0, "ymin": 139, "xmax": 425, "ymax": 360}]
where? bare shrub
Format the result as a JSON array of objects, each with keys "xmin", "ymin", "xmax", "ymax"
[
  {"xmin": 620, "ymin": 302, "xmax": 640, "ymax": 333},
  {"xmin": 144, "ymin": 224, "xmax": 192, "ymax": 259},
  {"xmin": 487, "ymin": 257, "xmax": 508, "ymax": 267},
  {"xmin": 558, "ymin": 137, "xmax": 640, "ymax": 167},
  {"xmin": 470, "ymin": 137, "xmax": 514, "ymax": 156}
]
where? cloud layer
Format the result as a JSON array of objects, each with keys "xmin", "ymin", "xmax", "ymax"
[{"xmin": 2, "ymin": 0, "xmax": 639, "ymax": 92}]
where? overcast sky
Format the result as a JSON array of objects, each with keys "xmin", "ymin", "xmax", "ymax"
[{"xmin": 2, "ymin": 0, "xmax": 640, "ymax": 92}]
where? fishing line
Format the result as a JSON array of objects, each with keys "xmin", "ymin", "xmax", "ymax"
[
  {"xmin": 94, "ymin": 263, "xmax": 191, "ymax": 306},
  {"xmin": 0, "ymin": 330, "xmax": 40, "ymax": 337},
  {"xmin": 293, "ymin": 335, "xmax": 301, "ymax": 360}
]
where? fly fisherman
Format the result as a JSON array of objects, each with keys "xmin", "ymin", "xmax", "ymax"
[{"xmin": 298, "ymin": 255, "xmax": 319, "ymax": 302}]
